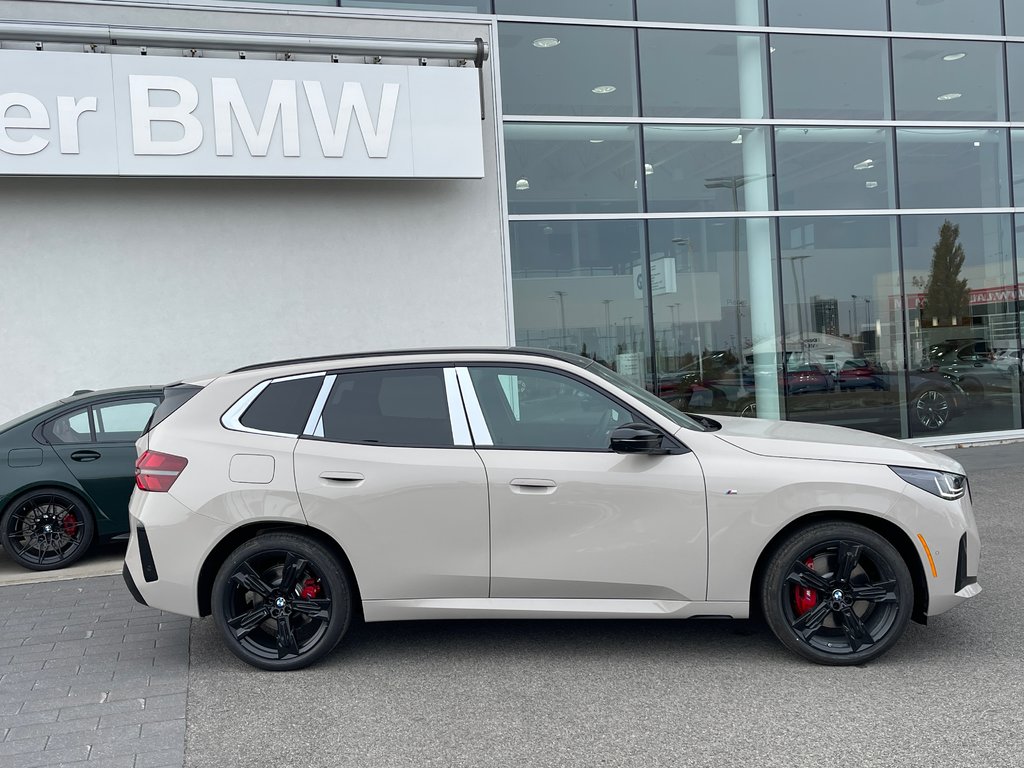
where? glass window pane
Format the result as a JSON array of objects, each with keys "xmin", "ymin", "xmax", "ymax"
[
  {"xmin": 640, "ymin": 29, "xmax": 767, "ymax": 119},
  {"xmin": 766, "ymin": 0, "xmax": 886, "ymax": 30},
  {"xmin": 776, "ymin": 217, "xmax": 910, "ymax": 437},
  {"xmin": 646, "ymin": 218, "xmax": 783, "ymax": 421},
  {"xmin": 340, "ymin": 0, "xmax": 488, "ymax": 9},
  {"xmin": 897, "ymin": 128, "xmax": 1009, "ymax": 209},
  {"xmin": 94, "ymin": 400, "xmax": 160, "ymax": 443},
  {"xmin": 467, "ymin": 366, "xmax": 637, "ymax": 450},
  {"xmin": 494, "ymin": 0, "xmax": 631, "ymax": 19},
  {"xmin": 775, "ymin": 127, "xmax": 895, "ymax": 210},
  {"xmin": 505, "ymin": 123, "xmax": 641, "ymax": 214},
  {"xmin": 510, "ymin": 220, "xmax": 651, "ymax": 389},
  {"xmin": 1007, "ymin": 44, "xmax": 1024, "ymax": 122},
  {"xmin": 644, "ymin": 126, "xmax": 774, "ymax": 213},
  {"xmin": 637, "ymin": 0, "xmax": 764, "ymax": 25},
  {"xmin": 770, "ymin": 35, "xmax": 890, "ymax": 119},
  {"xmin": 890, "ymin": 0, "xmax": 1002, "ymax": 35},
  {"xmin": 319, "ymin": 369, "xmax": 453, "ymax": 447},
  {"xmin": 1013, "ymin": 129, "xmax": 1024, "ymax": 205},
  {"xmin": 240, "ymin": 377, "xmax": 323, "ymax": 435},
  {"xmin": 499, "ymin": 23, "xmax": 638, "ymax": 116},
  {"xmin": 45, "ymin": 408, "xmax": 91, "ymax": 444},
  {"xmin": 893, "ymin": 39, "xmax": 1006, "ymax": 122},
  {"xmin": 903, "ymin": 214, "xmax": 1020, "ymax": 436},
  {"xmin": 1008, "ymin": 1, "xmax": 1024, "ymax": 35}
]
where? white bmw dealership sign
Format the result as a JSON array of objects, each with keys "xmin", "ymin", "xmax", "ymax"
[{"xmin": 0, "ymin": 49, "xmax": 484, "ymax": 177}]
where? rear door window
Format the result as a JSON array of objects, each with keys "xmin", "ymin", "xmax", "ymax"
[
  {"xmin": 94, "ymin": 399, "xmax": 161, "ymax": 443},
  {"xmin": 44, "ymin": 407, "xmax": 92, "ymax": 444},
  {"xmin": 316, "ymin": 368, "xmax": 454, "ymax": 447}
]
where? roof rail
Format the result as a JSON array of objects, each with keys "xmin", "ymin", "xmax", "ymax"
[{"xmin": 229, "ymin": 347, "xmax": 592, "ymax": 374}]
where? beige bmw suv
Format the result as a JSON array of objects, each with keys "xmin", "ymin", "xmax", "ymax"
[{"xmin": 123, "ymin": 348, "xmax": 981, "ymax": 670}]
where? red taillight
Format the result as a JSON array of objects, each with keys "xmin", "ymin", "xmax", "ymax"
[{"xmin": 135, "ymin": 450, "xmax": 188, "ymax": 493}]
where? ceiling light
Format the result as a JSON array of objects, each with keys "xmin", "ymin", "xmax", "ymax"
[
  {"xmin": 865, "ymin": 181, "xmax": 878, "ymax": 189},
  {"xmin": 769, "ymin": 46, "xmax": 776, "ymax": 54},
  {"xmin": 853, "ymin": 159, "xmax": 875, "ymax": 170},
  {"xmin": 644, "ymin": 163, "xmax": 654, "ymax": 175},
  {"xmin": 515, "ymin": 178, "xmax": 530, "ymax": 191},
  {"xmin": 937, "ymin": 92, "xmax": 962, "ymax": 101},
  {"xmin": 589, "ymin": 139, "xmax": 605, "ymax": 144},
  {"xmin": 973, "ymin": 141, "xmax": 981, "ymax": 147},
  {"xmin": 532, "ymin": 37, "xmax": 560, "ymax": 48},
  {"xmin": 592, "ymin": 85, "xmax": 617, "ymax": 94},
  {"xmin": 633, "ymin": 179, "xmax": 639, "ymax": 189},
  {"xmin": 731, "ymin": 133, "xmax": 743, "ymax": 145},
  {"xmin": 943, "ymin": 52, "xmax": 967, "ymax": 61}
]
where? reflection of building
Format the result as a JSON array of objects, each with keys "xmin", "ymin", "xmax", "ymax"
[
  {"xmin": 3, "ymin": 1, "xmax": 1024, "ymax": 443},
  {"xmin": 812, "ymin": 297, "xmax": 840, "ymax": 337}
]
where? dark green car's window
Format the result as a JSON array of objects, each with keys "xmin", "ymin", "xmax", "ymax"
[
  {"xmin": 94, "ymin": 400, "xmax": 160, "ymax": 443},
  {"xmin": 44, "ymin": 407, "xmax": 92, "ymax": 444}
]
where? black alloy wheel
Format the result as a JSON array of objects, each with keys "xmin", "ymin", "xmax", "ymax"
[
  {"xmin": 913, "ymin": 389, "xmax": 951, "ymax": 431},
  {"xmin": 0, "ymin": 489, "xmax": 95, "ymax": 570},
  {"xmin": 212, "ymin": 533, "xmax": 351, "ymax": 671},
  {"xmin": 761, "ymin": 522, "xmax": 913, "ymax": 665}
]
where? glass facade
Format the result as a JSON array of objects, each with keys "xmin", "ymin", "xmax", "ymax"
[{"xmin": 160, "ymin": 0, "xmax": 1024, "ymax": 440}]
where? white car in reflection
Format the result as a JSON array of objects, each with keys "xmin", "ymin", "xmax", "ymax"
[{"xmin": 123, "ymin": 349, "xmax": 981, "ymax": 670}]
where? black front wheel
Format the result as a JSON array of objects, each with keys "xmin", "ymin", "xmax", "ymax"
[
  {"xmin": 0, "ymin": 488, "xmax": 95, "ymax": 570},
  {"xmin": 912, "ymin": 389, "xmax": 951, "ymax": 431},
  {"xmin": 211, "ymin": 532, "xmax": 351, "ymax": 671},
  {"xmin": 761, "ymin": 522, "xmax": 913, "ymax": 665}
]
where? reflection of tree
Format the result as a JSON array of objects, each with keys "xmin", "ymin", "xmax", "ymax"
[{"xmin": 921, "ymin": 219, "xmax": 969, "ymax": 326}]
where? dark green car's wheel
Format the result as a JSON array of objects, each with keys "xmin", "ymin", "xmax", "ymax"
[
  {"xmin": 1, "ymin": 488, "xmax": 95, "ymax": 570},
  {"xmin": 761, "ymin": 522, "xmax": 913, "ymax": 665},
  {"xmin": 212, "ymin": 533, "xmax": 352, "ymax": 671}
]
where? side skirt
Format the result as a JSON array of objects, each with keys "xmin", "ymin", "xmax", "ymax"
[{"xmin": 362, "ymin": 598, "xmax": 749, "ymax": 622}]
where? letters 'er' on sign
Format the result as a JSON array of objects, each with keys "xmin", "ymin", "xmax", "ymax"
[{"xmin": 0, "ymin": 49, "xmax": 485, "ymax": 178}]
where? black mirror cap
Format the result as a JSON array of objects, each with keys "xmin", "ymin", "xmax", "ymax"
[{"xmin": 609, "ymin": 423, "xmax": 667, "ymax": 454}]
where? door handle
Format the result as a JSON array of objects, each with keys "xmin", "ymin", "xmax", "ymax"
[
  {"xmin": 319, "ymin": 471, "xmax": 365, "ymax": 485},
  {"xmin": 70, "ymin": 450, "xmax": 101, "ymax": 462},
  {"xmin": 509, "ymin": 478, "xmax": 557, "ymax": 494}
]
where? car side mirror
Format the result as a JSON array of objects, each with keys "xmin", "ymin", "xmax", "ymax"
[{"xmin": 609, "ymin": 423, "xmax": 667, "ymax": 454}]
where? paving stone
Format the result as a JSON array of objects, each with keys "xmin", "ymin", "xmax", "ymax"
[
  {"xmin": 4, "ymin": 716, "xmax": 98, "ymax": 742},
  {"xmin": 0, "ymin": 744, "xmax": 90, "ymax": 768},
  {"xmin": 133, "ymin": 748, "xmax": 184, "ymax": 768}
]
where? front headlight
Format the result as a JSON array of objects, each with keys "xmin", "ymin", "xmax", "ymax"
[{"xmin": 890, "ymin": 466, "xmax": 967, "ymax": 500}]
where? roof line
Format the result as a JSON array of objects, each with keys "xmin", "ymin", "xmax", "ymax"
[{"xmin": 228, "ymin": 347, "xmax": 593, "ymax": 374}]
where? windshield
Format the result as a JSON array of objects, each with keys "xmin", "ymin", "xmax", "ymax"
[{"xmin": 585, "ymin": 360, "xmax": 707, "ymax": 432}]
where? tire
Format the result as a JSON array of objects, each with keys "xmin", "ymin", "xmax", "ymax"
[
  {"xmin": 0, "ymin": 488, "xmax": 95, "ymax": 570},
  {"xmin": 911, "ymin": 389, "xmax": 951, "ymax": 432},
  {"xmin": 760, "ymin": 522, "xmax": 913, "ymax": 666},
  {"xmin": 211, "ymin": 532, "xmax": 352, "ymax": 671}
]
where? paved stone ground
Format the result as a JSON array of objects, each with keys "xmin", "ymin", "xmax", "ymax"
[
  {"xmin": 0, "ymin": 442, "xmax": 1018, "ymax": 768},
  {"xmin": 0, "ymin": 575, "xmax": 189, "ymax": 768}
]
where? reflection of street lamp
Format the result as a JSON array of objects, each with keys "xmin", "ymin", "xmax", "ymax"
[
  {"xmin": 552, "ymin": 290, "xmax": 568, "ymax": 350},
  {"xmin": 851, "ymin": 294, "xmax": 859, "ymax": 336},
  {"xmin": 783, "ymin": 254, "xmax": 812, "ymax": 355},
  {"xmin": 602, "ymin": 299, "xmax": 613, "ymax": 357},
  {"xmin": 671, "ymin": 236, "xmax": 704, "ymax": 380}
]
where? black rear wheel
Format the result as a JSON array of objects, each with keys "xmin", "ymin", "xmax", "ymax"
[
  {"xmin": 761, "ymin": 522, "xmax": 913, "ymax": 665},
  {"xmin": 212, "ymin": 532, "xmax": 351, "ymax": 671},
  {"xmin": 0, "ymin": 488, "xmax": 95, "ymax": 570}
]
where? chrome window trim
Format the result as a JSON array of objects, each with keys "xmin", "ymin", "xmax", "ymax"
[
  {"xmin": 444, "ymin": 368, "xmax": 473, "ymax": 446},
  {"xmin": 220, "ymin": 372, "xmax": 325, "ymax": 439},
  {"xmin": 302, "ymin": 374, "xmax": 337, "ymax": 437},
  {"xmin": 455, "ymin": 367, "xmax": 493, "ymax": 446}
]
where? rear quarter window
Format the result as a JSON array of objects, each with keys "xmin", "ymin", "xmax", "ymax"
[{"xmin": 239, "ymin": 376, "xmax": 324, "ymax": 435}]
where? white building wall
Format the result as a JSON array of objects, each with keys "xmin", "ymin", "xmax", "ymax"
[{"xmin": 0, "ymin": 2, "xmax": 506, "ymax": 422}]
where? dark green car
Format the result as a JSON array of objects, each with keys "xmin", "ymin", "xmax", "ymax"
[{"xmin": 0, "ymin": 387, "xmax": 163, "ymax": 570}]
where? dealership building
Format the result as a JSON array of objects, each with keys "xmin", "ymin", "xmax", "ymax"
[{"xmin": 3, "ymin": 0, "xmax": 1024, "ymax": 444}]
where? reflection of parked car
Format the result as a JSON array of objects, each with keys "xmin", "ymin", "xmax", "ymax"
[
  {"xmin": 124, "ymin": 348, "xmax": 980, "ymax": 670},
  {"xmin": 925, "ymin": 340, "xmax": 1017, "ymax": 405},
  {"xmin": 0, "ymin": 387, "xmax": 162, "ymax": 570},
  {"xmin": 993, "ymin": 348, "xmax": 1023, "ymax": 375},
  {"xmin": 838, "ymin": 359, "xmax": 886, "ymax": 391}
]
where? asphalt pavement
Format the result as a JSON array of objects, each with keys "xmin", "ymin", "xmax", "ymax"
[{"xmin": 1, "ymin": 441, "xmax": 1022, "ymax": 768}]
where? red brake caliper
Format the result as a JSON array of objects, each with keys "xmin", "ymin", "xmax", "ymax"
[
  {"xmin": 794, "ymin": 557, "xmax": 818, "ymax": 616},
  {"xmin": 299, "ymin": 578, "xmax": 321, "ymax": 599},
  {"xmin": 61, "ymin": 514, "xmax": 78, "ymax": 538}
]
